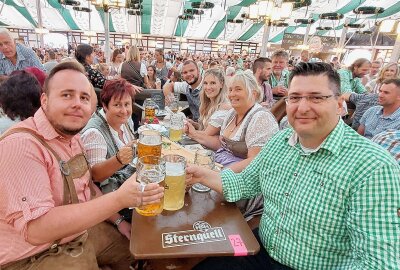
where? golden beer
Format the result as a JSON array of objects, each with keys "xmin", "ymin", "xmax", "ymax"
[
  {"xmin": 145, "ymin": 107, "xmax": 156, "ymax": 118},
  {"xmin": 169, "ymin": 128, "xmax": 183, "ymax": 142},
  {"xmin": 163, "ymin": 155, "xmax": 186, "ymax": 211},
  {"xmin": 136, "ymin": 179, "xmax": 165, "ymax": 216},
  {"xmin": 137, "ymin": 130, "xmax": 162, "ymax": 158},
  {"xmin": 135, "ymin": 156, "xmax": 166, "ymax": 216},
  {"xmin": 138, "ymin": 141, "xmax": 162, "ymax": 158}
]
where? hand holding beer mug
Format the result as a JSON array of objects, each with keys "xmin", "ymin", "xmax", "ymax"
[
  {"xmin": 135, "ymin": 155, "xmax": 166, "ymax": 216},
  {"xmin": 163, "ymin": 155, "xmax": 186, "ymax": 211},
  {"xmin": 192, "ymin": 149, "xmax": 215, "ymax": 192},
  {"xmin": 169, "ymin": 113, "xmax": 185, "ymax": 142}
]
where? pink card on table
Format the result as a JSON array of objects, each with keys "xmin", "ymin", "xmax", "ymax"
[{"xmin": 228, "ymin": 234, "xmax": 248, "ymax": 256}]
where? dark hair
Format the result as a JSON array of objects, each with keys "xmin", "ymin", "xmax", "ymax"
[
  {"xmin": 171, "ymin": 71, "xmax": 182, "ymax": 82},
  {"xmin": 147, "ymin": 65, "xmax": 157, "ymax": 81},
  {"xmin": 0, "ymin": 71, "xmax": 41, "ymax": 120},
  {"xmin": 111, "ymin": 49, "xmax": 123, "ymax": 62},
  {"xmin": 382, "ymin": 78, "xmax": 400, "ymax": 89},
  {"xmin": 155, "ymin": 48, "xmax": 164, "ymax": 59},
  {"xmin": 48, "ymin": 50, "xmax": 56, "ymax": 60},
  {"xmin": 183, "ymin": 60, "xmax": 199, "ymax": 70},
  {"xmin": 289, "ymin": 62, "xmax": 341, "ymax": 96},
  {"xmin": 75, "ymin": 44, "xmax": 93, "ymax": 65},
  {"xmin": 43, "ymin": 61, "xmax": 86, "ymax": 94},
  {"xmin": 349, "ymin": 58, "xmax": 370, "ymax": 72},
  {"xmin": 252, "ymin": 57, "xmax": 271, "ymax": 73},
  {"xmin": 271, "ymin": 50, "xmax": 289, "ymax": 60},
  {"xmin": 101, "ymin": 79, "xmax": 135, "ymax": 107}
]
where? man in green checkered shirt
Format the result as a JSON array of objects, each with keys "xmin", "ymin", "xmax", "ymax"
[
  {"xmin": 337, "ymin": 58, "xmax": 370, "ymax": 94},
  {"xmin": 187, "ymin": 62, "xmax": 400, "ymax": 270}
]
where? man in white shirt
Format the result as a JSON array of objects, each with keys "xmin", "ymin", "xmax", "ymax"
[{"xmin": 163, "ymin": 60, "xmax": 202, "ymax": 121}]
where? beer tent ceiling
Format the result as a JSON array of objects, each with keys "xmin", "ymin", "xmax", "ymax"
[{"xmin": 0, "ymin": 0, "xmax": 399, "ymax": 43}]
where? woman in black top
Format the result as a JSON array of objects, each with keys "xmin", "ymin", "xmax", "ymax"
[{"xmin": 75, "ymin": 44, "xmax": 106, "ymax": 89}]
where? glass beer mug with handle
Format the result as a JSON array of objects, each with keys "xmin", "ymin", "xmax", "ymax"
[
  {"xmin": 143, "ymin": 98, "xmax": 159, "ymax": 120},
  {"xmin": 192, "ymin": 149, "xmax": 215, "ymax": 192},
  {"xmin": 163, "ymin": 155, "xmax": 186, "ymax": 211},
  {"xmin": 135, "ymin": 155, "xmax": 166, "ymax": 216},
  {"xmin": 137, "ymin": 130, "xmax": 162, "ymax": 159},
  {"xmin": 130, "ymin": 130, "xmax": 162, "ymax": 167}
]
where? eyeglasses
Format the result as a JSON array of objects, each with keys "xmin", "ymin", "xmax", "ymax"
[{"xmin": 284, "ymin": 95, "xmax": 335, "ymax": 104}]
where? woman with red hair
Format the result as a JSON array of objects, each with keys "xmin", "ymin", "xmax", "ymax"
[{"xmin": 81, "ymin": 79, "xmax": 136, "ymax": 230}]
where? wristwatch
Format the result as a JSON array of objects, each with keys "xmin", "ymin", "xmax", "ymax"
[{"xmin": 114, "ymin": 216, "xmax": 124, "ymax": 227}]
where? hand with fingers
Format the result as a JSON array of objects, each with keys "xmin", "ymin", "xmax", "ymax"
[
  {"xmin": 116, "ymin": 173, "xmax": 164, "ymax": 209},
  {"xmin": 116, "ymin": 145, "xmax": 135, "ymax": 165}
]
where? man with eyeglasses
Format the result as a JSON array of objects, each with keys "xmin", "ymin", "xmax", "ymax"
[{"xmin": 186, "ymin": 62, "xmax": 399, "ymax": 270}]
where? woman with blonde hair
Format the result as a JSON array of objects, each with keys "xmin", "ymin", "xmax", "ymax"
[
  {"xmin": 366, "ymin": 62, "xmax": 399, "ymax": 93},
  {"xmin": 185, "ymin": 68, "xmax": 231, "ymax": 149},
  {"xmin": 215, "ymin": 69, "xmax": 278, "ymax": 172},
  {"xmin": 120, "ymin": 45, "xmax": 148, "ymax": 87}
]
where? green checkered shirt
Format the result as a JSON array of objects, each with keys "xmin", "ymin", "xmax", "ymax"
[
  {"xmin": 221, "ymin": 120, "xmax": 400, "ymax": 269},
  {"xmin": 268, "ymin": 69, "xmax": 290, "ymax": 88},
  {"xmin": 337, "ymin": 69, "xmax": 366, "ymax": 94}
]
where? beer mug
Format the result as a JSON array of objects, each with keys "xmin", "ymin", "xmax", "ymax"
[
  {"xmin": 135, "ymin": 155, "xmax": 165, "ymax": 216},
  {"xmin": 169, "ymin": 113, "xmax": 185, "ymax": 142},
  {"xmin": 192, "ymin": 149, "xmax": 215, "ymax": 193},
  {"xmin": 137, "ymin": 130, "xmax": 162, "ymax": 159},
  {"xmin": 163, "ymin": 155, "xmax": 186, "ymax": 211},
  {"xmin": 143, "ymin": 98, "xmax": 159, "ymax": 119}
]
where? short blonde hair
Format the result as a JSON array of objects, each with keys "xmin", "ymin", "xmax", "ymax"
[
  {"xmin": 230, "ymin": 70, "xmax": 263, "ymax": 103},
  {"xmin": 126, "ymin": 45, "xmax": 140, "ymax": 62}
]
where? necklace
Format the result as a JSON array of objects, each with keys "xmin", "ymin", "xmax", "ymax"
[{"xmin": 229, "ymin": 105, "xmax": 255, "ymax": 132}]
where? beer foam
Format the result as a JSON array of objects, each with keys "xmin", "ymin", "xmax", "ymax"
[
  {"xmin": 140, "ymin": 136, "xmax": 162, "ymax": 145},
  {"xmin": 166, "ymin": 162, "xmax": 185, "ymax": 176}
]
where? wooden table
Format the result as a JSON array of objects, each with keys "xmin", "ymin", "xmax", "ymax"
[{"xmin": 130, "ymin": 190, "xmax": 260, "ymax": 260}]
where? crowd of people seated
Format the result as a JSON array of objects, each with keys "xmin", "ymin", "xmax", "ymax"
[{"xmin": 0, "ymin": 25, "xmax": 399, "ymax": 270}]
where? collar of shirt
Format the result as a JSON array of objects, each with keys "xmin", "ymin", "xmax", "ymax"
[
  {"xmin": 188, "ymin": 81, "xmax": 203, "ymax": 94},
  {"xmin": 376, "ymin": 106, "xmax": 400, "ymax": 120},
  {"xmin": 285, "ymin": 119, "xmax": 344, "ymax": 157},
  {"xmin": 100, "ymin": 109, "xmax": 123, "ymax": 137},
  {"xmin": 15, "ymin": 44, "xmax": 26, "ymax": 62},
  {"xmin": 271, "ymin": 69, "xmax": 289, "ymax": 81},
  {"xmin": 0, "ymin": 43, "xmax": 26, "ymax": 63},
  {"xmin": 34, "ymin": 108, "xmax": 68, "ymax": 141}
]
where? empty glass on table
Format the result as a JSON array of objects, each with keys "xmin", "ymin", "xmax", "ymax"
[{"xmin": 192, "ymin": 149, "xmax": 215, "ymax": 192}]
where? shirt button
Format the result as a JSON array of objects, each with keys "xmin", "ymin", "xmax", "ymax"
[
  {"xmin": 22, "ymin": 197, "xmax": 27, "ymax": 201},
  {"xmin": 320, "ymin": 181, "xmax": 324, "ymax": 187},
  {"xmin": 275, "ymin": 230, "xmax": 279, "ymax": 235},
  {"xmin": 293, "ymin": 172, "xmax": 298, "ymax": 177},
  {"xmin": 284, "ymin": 192, "xmax": 289, "ymax": 197}
]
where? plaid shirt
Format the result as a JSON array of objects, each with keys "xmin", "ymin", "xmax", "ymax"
[
  {"xmin": 337, "ymin": 69, "xmax": 366, "ymax": 94},
  {"xmin": 0, "ymin": 44, "xmax": 44, "ymax": 75},
  {"xmin": 372, "ymin": 129, "xmax": 400, "ymax": 165},
  {"xmin": 349, "ymin": 93, "xmax": 378, "ymax": 130},
  {"xmin": 268, "ymin": 69, "xmax": 290, "ymax": 88},
  {"xmin": 359, "ymin": 106, "xmax": 400, "ymax": 139},
  {"xmin": 221, "ymin": 120, "xmax": 400, "ymax": 269}
]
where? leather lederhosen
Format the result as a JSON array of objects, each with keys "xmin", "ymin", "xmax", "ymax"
[{"xmin": 0, "ymin": 127, "xmax": 96, "ymax": 269}]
